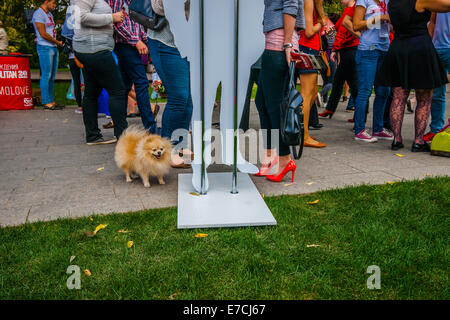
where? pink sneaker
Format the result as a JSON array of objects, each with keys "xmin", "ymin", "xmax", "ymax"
[
  {"xmin": 373, "ymin": 128, "xmax": 394, "ymax": 140},
  {"xmin": 355, "ymin": 129, "xmax": 378, "ymax": 143}
]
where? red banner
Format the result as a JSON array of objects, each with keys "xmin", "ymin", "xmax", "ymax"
[{"xmin": 0, "ymin": 55, "xmax": 34, "ymax": 111}]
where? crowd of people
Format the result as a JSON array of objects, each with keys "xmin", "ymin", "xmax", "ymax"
[{"xmin": 31, "ymin": 0, "xmax": 449, "ymax": 182}]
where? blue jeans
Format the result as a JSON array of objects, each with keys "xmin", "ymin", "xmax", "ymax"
[
  {"xmin": 114, "ymin": 43, "xmax": 156, "ymax": 133},
  {"xmin": 354, "ymin": 49, "xmax": 390, "ymax": 134},
  {"xmin": 36, "ymin": 45, "xmax": 58, "ymax": 105},
  {"xmin": 430, "ymin": 48, "xmax": 450, "ymax": 133},
  {"xmin": 147, "ymin": 38, "xmax": 193, "ymax": 144}
]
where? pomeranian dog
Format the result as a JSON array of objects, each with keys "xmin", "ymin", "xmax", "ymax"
[{"xmin": 115, "ymin": 126, "xmax": 172, "ymax": 188}]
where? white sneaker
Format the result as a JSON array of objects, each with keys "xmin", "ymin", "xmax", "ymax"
[
  {"xmin": 355, "ymin": 129, "xmax": 378, "ymax": 143},
  {"xmin": 373, "ymin": 128, "xmax": 394, "ymax": 140}
]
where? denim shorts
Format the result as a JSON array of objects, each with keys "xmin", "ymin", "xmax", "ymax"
[{"xmin": 297, "ymin": 45, "xmax": 319, "ymax": 74}]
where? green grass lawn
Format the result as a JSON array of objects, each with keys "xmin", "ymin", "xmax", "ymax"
[{"xmin": 1, "ymin": 177, "xmax": 448, "ymax": 300}]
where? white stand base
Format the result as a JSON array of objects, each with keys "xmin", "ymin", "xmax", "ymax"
[{"xmin": 177, "ymin": 172, "xmax": 277, "ymax": 229}]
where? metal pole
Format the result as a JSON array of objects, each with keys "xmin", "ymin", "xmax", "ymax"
[
  {"xmin": 200, "ymin": 0, "xmax": 207, "ymax": 195},
  {"xmin": 231, "ymin": 0, "xmax": 239, "ymax": 194}
]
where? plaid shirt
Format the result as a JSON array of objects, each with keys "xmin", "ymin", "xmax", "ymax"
[{"xmin": 107, "ymin": 0, "xmax": 147, "ymax": 45}]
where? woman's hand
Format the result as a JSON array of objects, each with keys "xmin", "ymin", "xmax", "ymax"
[{"xmin": 112, "ymin": 11, "xmax": 125, "ymax": 24}]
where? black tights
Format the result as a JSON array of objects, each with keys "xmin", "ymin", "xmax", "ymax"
[{"xmin": 390, "ymin": 87, "xmax": 433, "ymax": 144}]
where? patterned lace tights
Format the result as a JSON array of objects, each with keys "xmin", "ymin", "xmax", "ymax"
[{"xmin": 390, "ymin": 87, "xmax": 433, "ymax": 144}]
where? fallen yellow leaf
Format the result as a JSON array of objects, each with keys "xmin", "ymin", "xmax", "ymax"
[
  {"xmin": 84, "ymin": 269, "xmax": 91, "ymax": 277},
  {"xmin": 306, "ymin": 244, "xmax": 321, "ymax": 248},
  {"xmin": 284, "ymin": 183, "xmax": 292, "ymax": 187},
  {"xmin": 70, "ymin": 255, "xmax": 76, "ymax": 263},
  {"xmin": 118, "ymin": 229, "xmax": 130, "ymax": 233},
  {"xmin": 387, "ymin": 181, "xmax": 399, "ymax": 185},
  {"xmin": 92, "ymin": 224, "xmax": 107, "ymax": 236},
  {"xmin": 261, "ymin": 193, "xmax": 265, "ymax": 199},
  {"xmin": 89, "ymin": 217, "xmax": 93, "ymax": 221},
  {"xmin": 195, "ymin": 233, "xmax": 208, "ymax": 238},
  {"xmin": 306, "ymin": 182, "xmax": 315, "ymax": 185},
  {"xmin": 96, "ymin": 167, "xmax": 105, "ymax": 172},
  {"xmin": 395, "ymin": 153, "xmax": 405, "ymax": 157},
  {"xmin": 190, "ymin": 192, "xmax": 200, "ymax": 196},
  {"xmin": 127, "ymin": 241, "xmax": 134, "ymax": 248},
  {"xmin": 307, "ymin": 200, "xmax": 320, "ymax": 205},
  {"xmin": 169, "ymin": 293, "xmax": 178, "ymax": 300}
]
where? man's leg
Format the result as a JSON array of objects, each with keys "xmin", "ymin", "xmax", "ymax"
[
  {"xmin": 116, "ymin": 44, "xmax": 156, "ymax": 132},
  {"xmin": 36, "ymin": 45, "xmax": 53, "ymax": 105},
  {"xmin": 430, "ymin": 48, "xmax": 450, "ymax": 133},
  {"xmin": 49, "ymin": 47, "xmax": 59, "ymax": 105}
]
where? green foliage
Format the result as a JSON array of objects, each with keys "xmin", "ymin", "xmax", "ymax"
[
  {"xmin": 0, "ymin": 0, "xmax": 70, "ymax": 68},
  {"xmin": 1, "ymin": 0, "xmax": 344, "ymax": 70}
]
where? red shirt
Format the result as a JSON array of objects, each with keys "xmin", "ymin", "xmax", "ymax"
[
  {"xmin": 299, "ymin": 9, "xmax": 321, "ymax": 51},
  {"xmin": 332, "ymin": 5, "xmax": 360, "ymax": 51}
]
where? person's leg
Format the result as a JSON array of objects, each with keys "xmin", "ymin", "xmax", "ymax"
[
  {"xmin": 414, "ymin": 89, "xmax": 433, "ymax": 144},
  {"xmin": 354, "ymin": 49, "xmax": 378, "ymax": 134},
  {"xmin": 36, "ymin": 45, "xmax": 53, "ymax": 105},
  {"xmin": 372, "ymin": 85, "xmax": 390, "ymax": 133},
  {"xmin": 255, "ymin": 61, "xmax": 277, "ymax": 166},
  {"xmin": 372, "ymin": 50, "xmax": 390, "ymax": 134},
  {"xmin": 323, "ymin": 59, "xmax": 346, "ymax": 113},
  {"xmin": 300, "ymin": 72, "xmax": 325, "ymax": 146},
  {"xmin": 259, "ymin": 50, "xmax": 293, "ymax": 174},
  {"xmin": 345, "ymin": 48, "xmax": 359, "ymax": 111},
  {"xmin": 80, "ymin": 50, "xmax": 128, "ymax": 139},
  {"xmin": 48, "ymin": 47, "xmax": 59, "ymax": 105},
  {"xmin": 390, "ymin": 87, "xmax": 410, "ymax": 143},
  {"xmin": 149, "ymin": 39, "xmax": 192, "ymax": 142},
  {"xmin": 76, "ymin": 53, "xmax": 103, "ymax": 142},
  {"xmin": 430, "ymin": 48, "xmax": 450, "ymax": 133},
  {"xmin": 116, "ymin": 43, "xmax": 156, "ymax": 133},
  {"xmin": 68, "ymin": 59, "xmax": 82, "ymax": 107},
  {"xmin": 383, "ymin": 91, "xmax": 393, "ymax": 131}
]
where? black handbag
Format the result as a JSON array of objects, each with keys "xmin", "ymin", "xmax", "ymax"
[
  {"xmin": 129, "ymin": 0, "xmax": 167, "ymax": 31},
  {"xmin": 280, "ymin": 61, "xmax": 305, "ymax": 160}
]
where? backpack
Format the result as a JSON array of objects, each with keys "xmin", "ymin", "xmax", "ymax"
[
  {"xmin": 430, "ymin": 120, "xmax": 450, "ymax": 157},
  {"xmin": 128, "ymin": 0, "xmax": 167, "ymax": 31}
]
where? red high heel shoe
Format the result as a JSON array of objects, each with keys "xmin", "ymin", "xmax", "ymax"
[
  {"xmin": 254, "ymin": 156, "xmax": 279, "ymax": 177},
  {"xmin": 266, "ymin": 160, "xmax": 297, "ymax": 183},
  {"xmin": 318, "ymin": 110, "xmax": 334, "ymax": 119}
]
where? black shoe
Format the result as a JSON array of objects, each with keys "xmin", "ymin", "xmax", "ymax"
[
  {"xmin": 391, "ymin": 141, "xmax": 404, "ymax": 151},
  {"xmin": 310, "ymin": 123, "xmax": 324, "ymax": 130},
  {"xmin": 411, "ymin": 142, "xmax": 430, "ymax": 152},
  {"xmin": 342, "ymin": 96, "xmax": 348, "ymax": 102}
]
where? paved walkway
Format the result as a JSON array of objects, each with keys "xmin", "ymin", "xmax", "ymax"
[{"xmin": 0, "ymin": 97, "xmax": 449, "ymax": 226}]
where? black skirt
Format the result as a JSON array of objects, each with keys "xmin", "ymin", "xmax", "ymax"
[{"xmin": 376, "ymin": 34, "xmax": 448, "ymax": 90}]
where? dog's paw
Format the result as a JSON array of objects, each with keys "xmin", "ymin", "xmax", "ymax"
[
  {"xmin": 126, "ymin": 178, "xmax": 133, "ymax": 183},
  {"xmin": 158, "ymin": 178, "xmax": 166, "ymax": 185},
  {"xmin": 144, "ymin": 183, "xmax": 151, "ymax": 188}
]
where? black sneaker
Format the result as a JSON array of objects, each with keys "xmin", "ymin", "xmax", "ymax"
[{"xmin": 86, "ymin": 137, "xmax": 117, "ymax": 146}]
